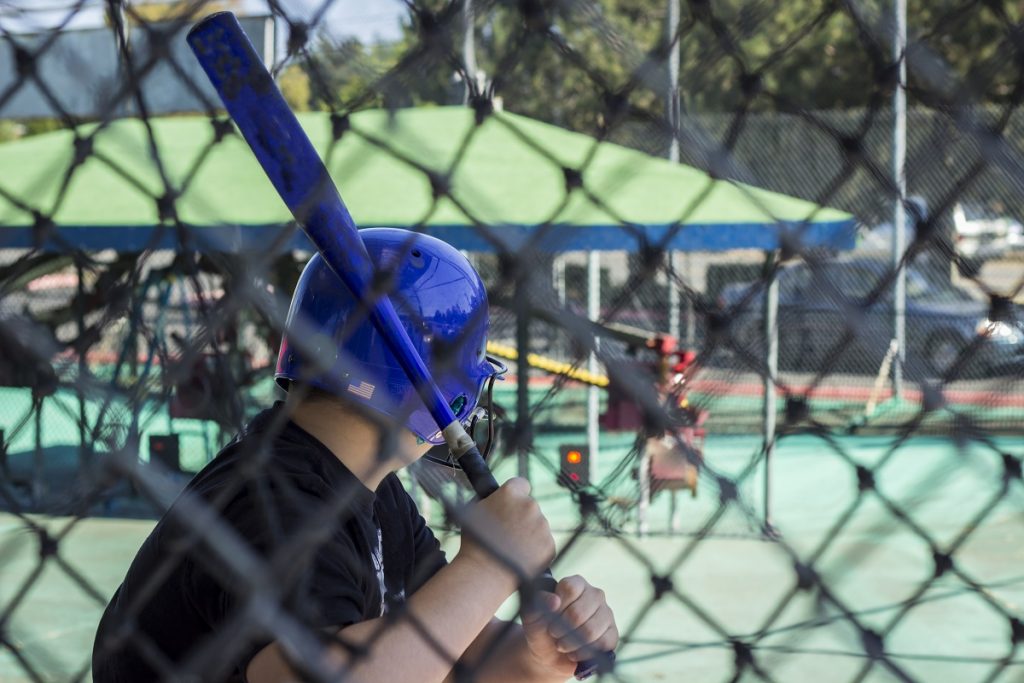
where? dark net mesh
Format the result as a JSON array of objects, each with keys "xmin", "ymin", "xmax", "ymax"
[{"xmin": 0, "ymin": 0, "xmax": 1022, "ymax": 681}]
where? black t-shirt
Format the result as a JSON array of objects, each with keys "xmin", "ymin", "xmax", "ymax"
[{"xmin": 93, "ymin": 403, "xmax": 447, "ymax": 682}]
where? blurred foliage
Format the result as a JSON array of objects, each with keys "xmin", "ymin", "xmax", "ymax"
[
  {"xmin": 125, "ymin": 0, "xmax": 244, "ymax": 23},
  {"xmin": 0, "ymin": 121, "xmax": 24, "ymax": 143},
  {"xmin": 300, "ymin": 0, "xmax": 1024, "ymax": 137},
  {"xmin": 301, "ymin": 36, "xmax": 448, "ymax": 110},
  {"xmin": 278, "ymin": 64, "xmax": 312, "ymax": 112},
  {"xmin": 23, "ymin": 119, "xmax": 65, "ymax": 136},
  {"xmin": 2, "ymin": 1, "xmax": 1018, "ymax": 149},
  {"xmin": 0, "ymin": 118, "xmax": 64, "ymax": 143}
]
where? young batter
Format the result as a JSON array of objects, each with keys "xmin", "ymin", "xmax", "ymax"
[{"xmin": 93, "ymin": 229, "xmax": 618, "ymax": 682}]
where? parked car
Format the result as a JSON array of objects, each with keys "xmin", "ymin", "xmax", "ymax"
[
  {"xmin": 953, "ymin": 201, "xmax": 1024, "ymax": 257},
  {"xmin": 864, "ymin": 200, "xmax": 1023, "ymax": 262},
  {"xmin": 719, "ymin": 257, "xmax": 1023, "ymax": 378},
  {"xmin": 860, "ymin": 196, "xmax": 930, "ymax": 251}
]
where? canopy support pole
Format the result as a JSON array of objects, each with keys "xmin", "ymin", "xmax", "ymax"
[
  {"xmin": 667, "ymin": 0, "xmax": 680, "ymax": 164},
  {"xmin": 586, "ymin": 251, "xmax": 601, "ymax": 485},
  {"xmin": 515, "ymin": 264, "xmax": 531, "ymax": 480},
  {"xmin": 668, "ymin": 251, "xmax": 680, "ymax": 340},
  {"xmin": 892, "ymin": 0, "xmax": 908, "ymax": 399},
  {"xmin": 763, "ymin": 251, "xmax": 779, "ymax": 534},
  {"xmin": 554, "ymin": 254, "xmax": 567, "ymax": 308},
  {"xmin": 684, "ymin": 253, "xmax": 696, "ymax": 348},
  {"xmin": 462, "ymin": 0, "xmax": 477, "ymax": 104}
]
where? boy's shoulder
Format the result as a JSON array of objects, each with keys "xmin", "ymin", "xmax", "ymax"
[{"xmin": 374, "ymin": 472, "xmax": 415, "ymax": 513}]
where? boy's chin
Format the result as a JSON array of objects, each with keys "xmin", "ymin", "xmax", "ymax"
[{"xmin": 395, "ymin": 430, "xmax": 433, "ymax": 465}]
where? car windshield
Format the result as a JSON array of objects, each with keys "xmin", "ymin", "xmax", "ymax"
[
  {"xmin": 907, "ymin": 268, "xmax": 979, "ymax": 302},
  {"xmin": 960, "ymin": 203, "xmax": 999, "ymax": 221},
  {"xmin": 776, "ymin": 261, "xmax": 980, "ymax": 303},
  {"xmin": 905, "ymin": 269, "xmax": 931, "ymax": 299}
]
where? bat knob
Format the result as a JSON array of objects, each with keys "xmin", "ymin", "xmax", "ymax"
[{"xmin": 575, "ymin": 651, "xmax": 616, "ymax": 680}]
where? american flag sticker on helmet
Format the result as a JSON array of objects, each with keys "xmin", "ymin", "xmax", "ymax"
[{"xmin": 347, "ymin": 381, "xmax": 375, "ymax": 399}]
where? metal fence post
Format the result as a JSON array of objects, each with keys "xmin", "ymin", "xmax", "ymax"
[
  {"xmin": 763, "ymin": 251, "xmax": 779, "ymax": 532},
  {"xmin": 586, "ymin": 251, "xmax": 600, "ymax": 485},
  {"xmin": 892, "ymin": 0, "xmax": 908, "ymax": 398}
]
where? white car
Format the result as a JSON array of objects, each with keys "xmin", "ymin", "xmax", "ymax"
[{"xmin": 953, "ymin": 202, "xmax": 1024, "ymax": 256}]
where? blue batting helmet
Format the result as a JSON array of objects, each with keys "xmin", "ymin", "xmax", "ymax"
[{"xmin": 276, "ymin": 228, "xmax": 499, "ymax": 444}]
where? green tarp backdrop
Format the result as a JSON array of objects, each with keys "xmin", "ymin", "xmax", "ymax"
[{"xmin": 0, "ymin": 106, "xmax": 854, "ymax": 253}]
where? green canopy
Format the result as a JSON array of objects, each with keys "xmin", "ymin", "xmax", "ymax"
[{"xmin": 0, "ymin": 106, "xmax": 854, "ymax": 252}]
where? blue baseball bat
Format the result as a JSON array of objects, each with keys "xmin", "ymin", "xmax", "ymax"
[
  {"xmin": 186, "ymin": 12, "xmax": 490, "ymax": 485},
  {"xmin": 187, "ymin": 13, "xmax": 612, "ymax": 679}
]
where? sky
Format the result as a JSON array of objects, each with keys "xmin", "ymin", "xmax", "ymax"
[
  {"xmin": 257, "ymin": 0, "xmax": 409, "ymax": 43},
  {"xmin": 0, "ymin": 0, "xmax": 410, "ymax": 44}
]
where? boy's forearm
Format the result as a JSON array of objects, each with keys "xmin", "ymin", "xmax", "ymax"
[{"xmin": 247, "ymin": 553, "xmax": 516, "ymax": 683}]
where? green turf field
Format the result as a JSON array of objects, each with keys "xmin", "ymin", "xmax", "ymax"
[{"xmin": 2, "ymin": 431, "xmax": 1021, "ymax": 682}]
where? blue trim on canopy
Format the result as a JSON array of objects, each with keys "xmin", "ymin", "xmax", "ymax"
[
  {"xmin": 423, "ymin": 220, "xmax": 857, "ymax": 253},
  {"xmin": 0, "ymin": 219, "xmax": 857, "ymax": 253}
]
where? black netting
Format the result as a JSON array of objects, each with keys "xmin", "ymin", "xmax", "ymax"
[{"xmin": 1, "ymin": 1, "xmax": 1022, "ymax": 681}]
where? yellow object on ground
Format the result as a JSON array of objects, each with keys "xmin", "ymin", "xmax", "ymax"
[{"xmin": 486, "ymin": 341, "xmax": 609, "ymax": 387}]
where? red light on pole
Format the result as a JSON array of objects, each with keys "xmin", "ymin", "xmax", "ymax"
[{"xmin": 559, "ymin": 445, "xmax": 589, "ymax": 488}]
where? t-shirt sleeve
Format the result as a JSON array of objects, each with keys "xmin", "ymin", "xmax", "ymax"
[
  {"xmin": 179, "ymin": 472, "xmax": 372, "ymax": 667},
  {"xmin": 406, "ymin": 491, "xmax": 448, "ymax": 594}
]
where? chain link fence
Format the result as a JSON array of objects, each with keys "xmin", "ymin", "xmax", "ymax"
[{"xmin": 1, "ymin": 0, "xmax": 1023, "ymax": 681}]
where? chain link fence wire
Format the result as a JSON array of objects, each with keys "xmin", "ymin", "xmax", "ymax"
[{"xmin": 0, "ymin": 0, "xmax": 1023, "ymax": 681}]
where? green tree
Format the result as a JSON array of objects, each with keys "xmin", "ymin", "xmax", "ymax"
[
  {"xmin": 304, "ymin": 32, "xmax": 457, "ymax": 111},
  {"xmin": 278, "ymin": 64, "xmax": 312, "ymax": 112},
  {"xmin": 301, "ymin": 1, "xmax": 1024, "ymax": 129}
]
